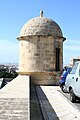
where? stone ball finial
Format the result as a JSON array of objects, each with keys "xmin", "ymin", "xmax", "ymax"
[{"xmin": 40, "ymin": 10, "xmax": 43, "ymax": 17}]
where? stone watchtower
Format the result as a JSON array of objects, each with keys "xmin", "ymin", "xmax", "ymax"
[{"xmin": 17, "ymin": 11, "xmax": 66, "ymax": 85}]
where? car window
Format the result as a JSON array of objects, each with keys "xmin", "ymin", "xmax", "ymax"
[
  {"xmin": 70, "ymin": 63, "xmax": 79, "ymax": 74},
  {"xmin": 79, "ymin": 69, "xmax": 80, "ymax": 76}
]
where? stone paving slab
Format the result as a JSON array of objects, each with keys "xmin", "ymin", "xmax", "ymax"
[
  {"xmin": 0, "ymin": 75, "xmax": 29, "ymax": 98},
  {"xmin": 0, "ymin": 98, "xmax": 28, "ymax": 120},
  {"xmin": 36, "ymin": 86, "xmax": 80, "ymax": 120},
  {"xmin": 0, "ymin": 75, "xmax": 30, "ymax": 120}
]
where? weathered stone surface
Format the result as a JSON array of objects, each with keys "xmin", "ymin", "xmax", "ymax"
[
  {"xmin": 0, "ymin": 75, "xmax": 30, "ymax": 120},
  {"xmin": 0, "ymin": 98, "xmax": 28, "ymax": 120},
  {"xmin": 20, "ymin": 16, "xmax": 63, "ymax": 37},
  {"xmin": 17, "ymin": 12, "xmax": 65, "ymax": 85}
]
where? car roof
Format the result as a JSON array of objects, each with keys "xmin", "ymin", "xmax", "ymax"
[{"xmin": 74, "ymin": 61, "xmax": 80, "ymax": 64}]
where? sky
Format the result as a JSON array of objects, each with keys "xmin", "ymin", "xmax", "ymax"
[{"xmin": 0, "ymin": 0, "xmax": 80, "ymax": 65}]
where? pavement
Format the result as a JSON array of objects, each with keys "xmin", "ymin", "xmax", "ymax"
[
  {"xmin": 0, "ymin": 75, "xmax": 80, "ymax": 120},
  {"xmin": 0, "ymin": 75, "xmax": 30, "ymax": 120},
  {"xmin": 36, "ymin": 85, "xmax": 80, "ymax": 120}
]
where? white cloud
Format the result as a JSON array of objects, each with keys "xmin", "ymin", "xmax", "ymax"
[
  {"xmin": 0, "ymin": 39, "xmax": 19, "ymax": 64},
  {"xmin": 63, "ymin": 39, "xmax": 80, "ymax": 65},
  {"xmin": 64, "ymin": 39, "xmax": 80, "ymax": 51},
  {"xmin": 64, "ymin": 44, "xmax": 80, "ymax": 51}
]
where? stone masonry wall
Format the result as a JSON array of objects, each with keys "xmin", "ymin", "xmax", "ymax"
[
  {"xmin": 19, "ymin": 35, "xmax": 63, "ymax": 85},
  {"xmin": 19, "ymin": 36, "xmax": 55, "ymax": 72}
]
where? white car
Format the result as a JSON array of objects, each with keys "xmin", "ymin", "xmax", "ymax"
[{"xmin": 65, "ymin": 61, "xmax": 80, "ymax": 102}]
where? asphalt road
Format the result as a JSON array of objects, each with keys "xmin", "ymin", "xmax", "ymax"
[{"xmin": 59, "ymin": 88, "xmax": 80, "ymax": 112}]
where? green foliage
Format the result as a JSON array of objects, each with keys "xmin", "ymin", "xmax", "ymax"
[{"xmin": 0, "ymin": 71, "xmax": 18, "ymax": 78}]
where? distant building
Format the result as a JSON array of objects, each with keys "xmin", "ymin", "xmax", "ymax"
[
  {"xmin": 17, "ymin": 10, "xmax": 66, "ymax": 85},
  {"xmin": 70, "ymin": 57, "xmax": 80, "ymax": 66},
  {"xmin": 0, "ymin": 64, "xmax": 18, "ymax": 73}
]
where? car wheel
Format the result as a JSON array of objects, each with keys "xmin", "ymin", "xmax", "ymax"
[
  {"xmin": 61, "ymin": 85, "xmax": 66, "ymax": 93},
  {"xmin": 70, "ymin": 89, "xmax": 76, "ymax": 103}
]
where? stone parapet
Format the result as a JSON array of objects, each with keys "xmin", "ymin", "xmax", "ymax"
[{"xmin": 0, "ymin": 75, "xmax": 30, "ymax": 120}]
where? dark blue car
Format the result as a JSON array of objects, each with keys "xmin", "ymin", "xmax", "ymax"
[{"xmin": 59, "ymin": 67, "xmax": 72, "ymax": 92}]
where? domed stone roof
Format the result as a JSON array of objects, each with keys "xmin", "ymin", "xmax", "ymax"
[{"xmin": 19, "ymin": 11, "xmax": 63, "ymax": 37}]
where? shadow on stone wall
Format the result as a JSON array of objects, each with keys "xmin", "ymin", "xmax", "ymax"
[{"xmin": 30, "ymin": 82, "xmax": 59, "ymax": 120}]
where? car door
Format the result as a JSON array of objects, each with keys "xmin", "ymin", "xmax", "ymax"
[
  {"xmin": 73, "ymin": 64, "xmax": 80, "ymax": 97},
  {"xmin": 65, "ymin": 73, "xmax": 73, "ymax": 92},
  {"xmin": 65, "ymin": 62, "xmax": 79, "ymax": 92}
]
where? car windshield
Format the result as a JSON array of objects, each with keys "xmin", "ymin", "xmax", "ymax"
[{"xmin": 70, "ymin": 63, "xmax": 79, "ymax": 74}]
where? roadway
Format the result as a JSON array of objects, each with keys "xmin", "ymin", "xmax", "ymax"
[{"xmin": 59, "ymin": 87, "xmax": 80, "ymax": 112}]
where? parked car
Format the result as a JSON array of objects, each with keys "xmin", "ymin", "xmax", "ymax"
[
  {"xmin": 59, "ymin": 67, "xmax": 72, "ymax": 92},
  {"xmin": 65, "ymin": 61, "xmax": 80, "ymax": 102}
]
